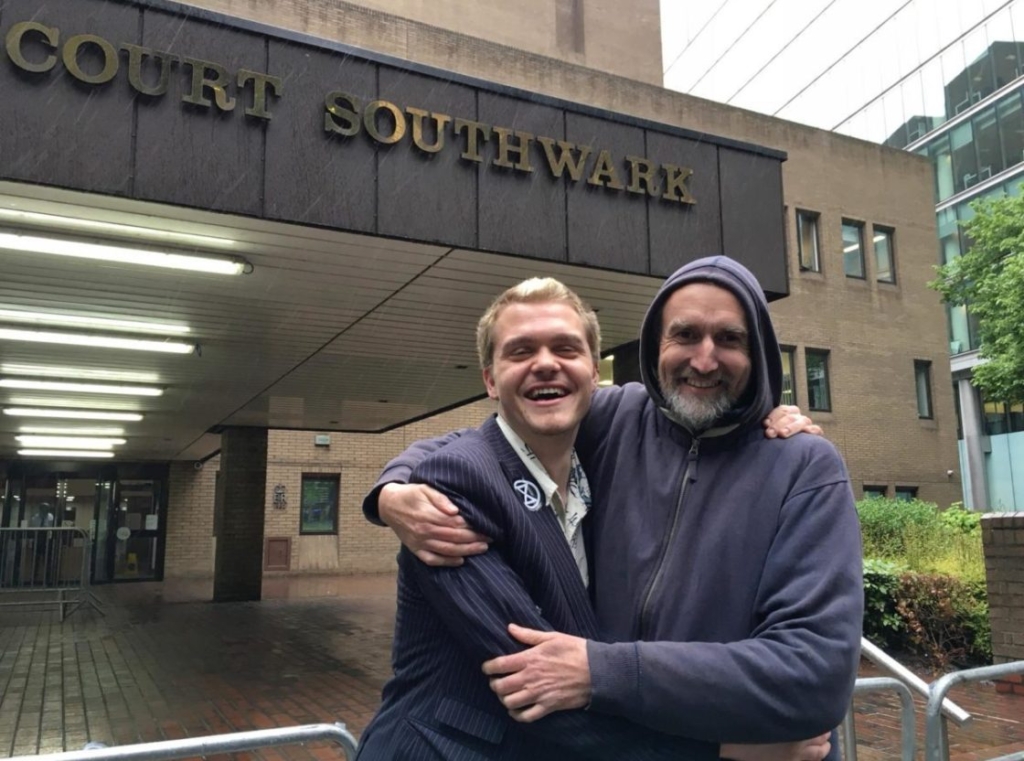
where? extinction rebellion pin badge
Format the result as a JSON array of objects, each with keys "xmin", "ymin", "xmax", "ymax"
[{"xmin": 513, "ymin": 479, "xmax": 542, "ymax": 511}]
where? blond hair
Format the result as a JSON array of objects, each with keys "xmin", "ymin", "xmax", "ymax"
[{"xmin": 476, "ymin": 278, "xmax": 601, "ymax": 368}]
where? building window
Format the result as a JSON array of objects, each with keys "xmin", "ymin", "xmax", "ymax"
[
  {"xmin": 914, "ymin": 361, "xmax": 933, "ymax": 419},
  {"xmin": 950, "ymin": 121, "xmax": 977, "ymax": 194},
  {"xmin": 983, "ymin": 396, "xmax": 1008, "ymax": 435},
  {"xmin": 873, "ymin": 226, "xmax": 896, "ymax": 283},
  {"xmin": 780, "ymin": 346, "xmax": 797, "ymax": 406},
  {"xmin": 299, "ymin": 474, "xmax": 340, "ymax": 535},
  {"xmin": 863, "ymin": 485, "xmax": 888, "ymax": 499},
  {"xmin": 981, "ymin": 395, "xmax": 1024, "ymax": 435},
  {"xmin": 805, "ymin": 349, "xmax": 832, "ymax": 412},
  {"xmin": 1011, "ymin": 403, "xmax": 1024, "ymax": 434},
  {"xmin": 997, "ymin": 93, "xmax": 1024, "ymax": 176},
  {"xmin": 895, "ymin": 486, "xmax": 918, "ymax": 502},
  {"xmin": 841, "ymin": 220, "xmax": 865, "ymax": 278},
  {"xmin": 796, "ymin": 211, "xmax": 821, "ymax": 272}
]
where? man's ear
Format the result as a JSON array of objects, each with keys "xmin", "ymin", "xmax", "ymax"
[
  {"xmin": 483, "ymin": 367, "xmax": 499, "ymax": 400},
  {"xmin": 591, "ymin": 362, "xmax": 600, "ymax": 391}
]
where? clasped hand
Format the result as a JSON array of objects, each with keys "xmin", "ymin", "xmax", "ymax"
[
  {"xmin": 481, "ymin": 623, "xmax": 591, "ymax": 722},
  {"xmin": 482, "ymin": 625, "xmax": 832, "ymax": 761}
]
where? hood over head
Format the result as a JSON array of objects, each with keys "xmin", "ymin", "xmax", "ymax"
[{"xmin": 639, "ymin": 255, "xmax": 783, "ymax": 433}]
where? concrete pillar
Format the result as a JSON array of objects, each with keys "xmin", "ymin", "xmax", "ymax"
[
  {"xmin": 958, "ymin": 378, "xmax": 991, "ymax": 510},
  {"xmin": 213, "ymin": 427, "xmax": 267, "ymax": 602}
]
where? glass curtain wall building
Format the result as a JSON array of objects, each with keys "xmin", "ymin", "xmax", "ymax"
[
  {"xmin": 662, "ymin": 0, "xmax": 1024, "ymax": 509},
  {"xmin": 841, "ymin": 2, "xmax": 1024, "ymax": 510}
]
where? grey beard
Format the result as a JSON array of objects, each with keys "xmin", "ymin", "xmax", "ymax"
[{"xmin": 664, "ymin": 387, "xmax": 733, "ymax": 433}]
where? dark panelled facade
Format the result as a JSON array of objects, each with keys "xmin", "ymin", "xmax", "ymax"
[{"xmin": 0, "ymin": 0, "xmax": 789, "ymax": 291}]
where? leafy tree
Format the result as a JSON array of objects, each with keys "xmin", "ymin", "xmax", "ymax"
[{"xmin": 931, "ymin": 192, "xmax": 1024, "ymax": 404}]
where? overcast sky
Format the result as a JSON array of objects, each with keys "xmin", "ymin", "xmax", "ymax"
[{"xmin": 659, "ymin": 0, "xmax": 1017, "ymax": 137}]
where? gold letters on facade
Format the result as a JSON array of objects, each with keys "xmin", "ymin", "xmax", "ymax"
[
  {"xmin": 324, "ymin": 92, "xmax": 697, "ymax": 205},
  {"xmin": 5, "ymin": 21, "xmax": 282, "ymax": 119},
  {"xmin": 5, "ymin": 19, "xmax": 695, "ymax": 206}
]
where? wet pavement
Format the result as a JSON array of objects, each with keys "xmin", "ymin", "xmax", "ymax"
[{"xmin": 0, "ymin": 574, "xmax": 1020, "ymax": 760}]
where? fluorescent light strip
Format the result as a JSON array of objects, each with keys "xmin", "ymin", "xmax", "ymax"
[
  {"xmin": 9, "ymin": 396, "xmax": 140, "ymax": 411},
  {"xmin": 1, "ymin": 364, "xmax": 160, "ymax": 383},
  {"xmin": 16, "ymin": 436, "xmax": 125, "ymax": 449},
  {"xmin": 0, "ymin": 379, "xmax": 163, "ymax": 396},
  {"xmin": 4, "ymin": 408, "xmax": 143, "ymax": 421},
  {"xmin": 0, "ymin": 207, "xmax": 238, "ymax": 250},
  {"xmin": 0, "ymin": 328, "xmax": 194, "ymax": 353},
  {"xmin": 18, "ymin": 449, "xmax": 115, "ymax": 458},
  {"xmin": 19, "ymin": 426, "xmax": 125, "ymax": 436},
  {"xmin": 0, "ymin": 308, "xmax": 190, "ymax": 335},
  {"xmin": 0, "ymin": 230, "xmax": 246, "ymax": 275}
]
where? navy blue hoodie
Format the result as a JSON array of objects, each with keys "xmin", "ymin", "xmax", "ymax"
[{"xmin": 577, "ymin": 256, "xmax": 862, "ymax": 754}]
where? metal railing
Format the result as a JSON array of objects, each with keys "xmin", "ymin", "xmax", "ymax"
[
  {"xmin": 846, "ymin": 640, "xmax": 1024, "ymax": 761},
  {"xmin": 3, "ymin": 722, "xmax": 359, "ymax": 761},
  {"xmin": 842, "ymin": 677, "xmax": 917, "ymax": 761},
  {"xmin": 860, "ymin": 638, "xmax": 971, "ymax": 725},
  {"xmin": 925, "ymin": 660, "xmax": 1024, "ymax": 761},
  {"xmin": 0, "ymin": 527, "xmax": 103, "ymax": 620}
]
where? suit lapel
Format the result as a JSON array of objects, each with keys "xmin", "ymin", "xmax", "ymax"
[{"xmin": 481, "ymin": 417, "xmax": 599, "ymax": 638}]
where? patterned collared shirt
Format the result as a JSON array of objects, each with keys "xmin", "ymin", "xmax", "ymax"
[{"xmin": 495, "ymin": 416, "xmax": 591, "ymax": 585}]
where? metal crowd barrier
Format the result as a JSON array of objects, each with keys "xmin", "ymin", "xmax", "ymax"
[
  {"xmin": 925, "ymin": 660, "xmax": 1024, "ymax": 761},
  {"xmin": 3, "ymin": 722, "xmax": 359, "ymax": 761},
  {"xmin": 0, "ymin": 527, "xmax": 103, "ymax": 621},
  {"xmin": 841, "ymin": 677, "xmax": 917, "ymax": 761},
  {"xmin": 860, "ymin": 638, "xmax": 971, "ymax": 725}
]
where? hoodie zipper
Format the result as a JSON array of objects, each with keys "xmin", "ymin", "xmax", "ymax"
[{"xmin": 639, "ymin": 436, "xmax": 700, "ymax": 638}]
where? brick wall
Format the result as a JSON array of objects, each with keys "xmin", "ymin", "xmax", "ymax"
[
  {"xmin": 165, "ymin": 399, "xmax": 496, "ymax": 579},
  {"xmin": 165, "ymin": 457, "xmax": 219, "ymax": 578},
  {"xmin": 264, "ymin": 398, "xmax": 494, "ymax": 575},
  {"xmin": 982, "ymin": 512, "xmax": 1024, "ymax": 695},
  {"xmin": 179, "ymin": 0, "xmax": 663, "ymax": 86}
]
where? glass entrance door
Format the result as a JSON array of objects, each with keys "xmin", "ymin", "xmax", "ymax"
[
  {"xmin": 1, "ymin": 465, "xmax": 166, "ymax": 583},
  {"xmin": 0, "ymin": 475, "xmax": 99, "ymax": 587},
  {"xmin": 111, "ymin": 480, "xmax": 162, "ymax": 581}
]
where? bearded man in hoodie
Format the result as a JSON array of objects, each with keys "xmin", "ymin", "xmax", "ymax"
[{"xmin": 367, "ymin": 256, "xmax": 863, "ymax": 760}]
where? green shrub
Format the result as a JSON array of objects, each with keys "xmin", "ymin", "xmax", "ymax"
[
  {"xmin": 857, "ymin": 497, "xmax": 942, "ymax": 557},
  {"xmin": 862, "ymin": 558, "xmax": 904, "ymax": 644},
  {"xmin": 938, "ymin": 502, "xmax": 981, "ymax": 537},
  {"xmin": 892, "ymin": 572, "xmax": 992, "ymax": 668},
  {"xmin": 857, "ymin": 497, "xmax": 986, "ymax": 581},
  {"xmin": 858, "ymin": 497, "xmax": 991, "ymax": 667}
]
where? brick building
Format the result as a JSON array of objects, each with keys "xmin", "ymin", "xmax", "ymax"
[{"xmin": 0, "ymin": 0, "xmax": 961, "ymax": 593}]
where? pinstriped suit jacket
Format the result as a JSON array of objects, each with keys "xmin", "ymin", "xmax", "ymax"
[{"xmin": 355, "ymin": 416, "xmax": 690, "ymax": 761}]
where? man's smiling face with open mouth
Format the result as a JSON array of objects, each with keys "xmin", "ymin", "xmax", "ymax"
[{"xmin": 483, "ymin": 301, "xmax": 599, "ymax": 450}]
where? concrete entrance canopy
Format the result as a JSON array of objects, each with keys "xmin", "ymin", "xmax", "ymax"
[{"xmin": 0, "ymin": 0, "xmax": 789, "ymax": 463}]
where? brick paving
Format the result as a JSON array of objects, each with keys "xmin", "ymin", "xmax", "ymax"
[{"xmin": 0, "ymin": 573, "xmax": 1020, "ymax": 760}]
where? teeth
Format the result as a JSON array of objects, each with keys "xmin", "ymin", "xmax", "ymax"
[
  {"xmin": 679, "ymin": 377, "xmax": 719, "ymax": 389},
  {"xmin": 528, "ymin": 388, "xmax": 567, "ymax": 400}
]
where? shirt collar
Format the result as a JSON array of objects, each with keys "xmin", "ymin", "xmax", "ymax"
[{"xmin": 495, "ymin": 415, "xmax": 561, "ymax": 506}]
